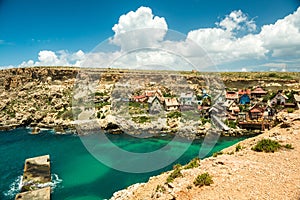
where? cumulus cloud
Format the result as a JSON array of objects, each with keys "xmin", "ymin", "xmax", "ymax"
[
  {"xmin": 17, "ymin": 50, "xmax": 86, "ymax": 67},
  {"xmin": 187, "ymin": 7, "xmax": 300, "ymax": 66},
  {"xmin": 259, "ymin": 7, "xmax": 300, "ymax": 57},
  {"xmin": 110, "ymin": 6, "xmax": 168, "ymax": 51},
  {"xmin": 217, "ymin": 10, "xmax": 256, "ymax": 32},
  {"xmin": 9, "ymin": 6, "xmax": 300, "ymax": 71}
]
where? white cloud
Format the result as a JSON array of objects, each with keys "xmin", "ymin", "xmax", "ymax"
[
  {"xmin": 110, "ymin": 6, "xmax": 168, "ymax": 51},
  {"xmin": 241, "ymin": 67, "xmax": 247, "ymax": 72},
  {"xmin": 8, "ymin": 6, "xmax": 300, "ymax": 72},
  {"xmin": 259, "ymin": 7, "xmax": 300, "ymax": 57},
  {"xmin": 217, "ymin": 10, "xmax": 256, "ymax": 32}
]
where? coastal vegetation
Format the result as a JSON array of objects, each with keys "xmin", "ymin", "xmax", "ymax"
[
  {"xmin": 166, "ymin": 164, "xmax": 183, "ymax": 183},
  {"xmin": 252, "ymin": 139, "xmax": 281, "ymax": 153},
  {"xmin": 184, "ymin": 157, "xmax": 200, "ymax": 169},
  {"xmin": 212, "ymin": 151, "xmax": 223, "ymax": 157},
  {"xmin": 235, "ymin": 144, "xmax": 242, "ymax": 152},
  {"xmin": 193, "ymin": 172, "xmax": 213, "ymax": 187}
]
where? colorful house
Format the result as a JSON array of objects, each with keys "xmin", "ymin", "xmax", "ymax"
[
  {"xmin": 228, "ymin": 101, "xmax": 240, "ymax": 115},
  {"xmin": 179, "ymin": 92, "xmax": 196, "ymax": 105},
  {"xmin": 225, "ymin": 91, "xmax": 239, "ymax": 101},
  {"xmin": 239, "ymin": 94, "xmax": 251, "ymax": 105},
  {"xmin": 270, "ymin": 92, "xmax": 288, "ymax": 105},
  {"xmin": 148, "ymin": 96, "xmax": 163, "ymax": 114},
  {"xmin": 249, "ymin": 105, "xmax": 264, "ymax": 120},
  {"xmin": 251, "ymin": 87, "xmax": 267, "ymax": 98},
  {"xmin": 164, "ymin": 97, "xmax": 179, "ymax": 111}
]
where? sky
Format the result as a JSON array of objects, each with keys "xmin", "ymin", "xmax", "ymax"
[{"xmin": 0, "ymin": 0, "xmax": 300, "ymax": 71}]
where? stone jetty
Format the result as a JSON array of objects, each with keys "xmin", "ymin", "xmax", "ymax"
[{"xmin": 15, "ymin": 155, "xmax": 51, "ymax": 200}]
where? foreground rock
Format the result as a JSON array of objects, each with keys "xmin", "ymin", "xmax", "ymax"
[
  {"xmin": 111, "ymin": 111, "xmax": 300, "ymax": 200},
  {"xmin": 15, "ymin": 155, "xmax": 51, "ymax": 200},
  {"xmin": 15, "ymin": 187, "xmax": 51, "ymax": 200}
]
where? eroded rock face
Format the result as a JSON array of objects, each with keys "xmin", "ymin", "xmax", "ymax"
[{"xmin": 0, "ymin": 67, "xmax": 78, "ymax": 131}]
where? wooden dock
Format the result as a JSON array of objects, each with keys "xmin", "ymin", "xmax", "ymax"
[{"xmin": 15, "ymin": 155, "xmax": 51, "ymax": 200}]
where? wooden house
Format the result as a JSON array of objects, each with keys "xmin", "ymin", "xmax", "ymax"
[
  {"xmin": 239, "ymin": 94, "xmax": 251, "ymax": 105},
  {"xmin": 228, "ymin": 101, "xmax": 240, "ymax": 115},
  {"xmin": 148, "ymin": 96, "xmax": 163, "ymax": 114},
  {"xmin": 225, "ymin": 91, "xmax": 239, "ymax": 101},
  {"xmin": 249, "ymin": 105, "xmax": 264, "ymax": 120},
  {"xmin": 164, "ymin": 97, "xmax": 179, "ymax": 111},
  {"xmin": 179, "ymin": 92, "xmax": 196, "ymax": 105},
  {"xmin": 251, "ymin": 87, "xmax": 267, "ymax": 98},
  {"xmin": 270, "ymin": 92, "xmax": 288, "ymax": 105}
]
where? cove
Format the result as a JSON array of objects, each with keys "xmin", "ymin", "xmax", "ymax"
[{"xmin": 0, "ymin": 128, "xmax": 250, "ymax": 200}]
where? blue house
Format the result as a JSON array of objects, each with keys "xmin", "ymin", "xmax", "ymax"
[{"xmin": 239, "ymin": 94, "xmax": 250, "ymax": 105}]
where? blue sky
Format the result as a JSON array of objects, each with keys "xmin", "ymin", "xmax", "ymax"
[{"xmin": 0, "ymin": 0, "xmax": 299, "ymax": 71}]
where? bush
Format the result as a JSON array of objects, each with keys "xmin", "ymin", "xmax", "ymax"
[
  {"xmin": 283, "ymin": 144, "xmax": 294, "ymax": 149},
  {"xmin": 132, "ymin": 116, "xmax": 150, "ymax": 123},
  {"xmin": 235, "ymin": 144, "xmax": 242, "ymax": 152},
  {"xmin": 252, "ymin": 139, "xmax": 281, "ymax": 153},
  {"xmin": 173, "ymin": 163, "xmax": 182, "ymax": 170},
  {"xmin": 184, "ymin": 157, "xmax": 200, "ymax": 169},
  {"xmin": 155, "ymin": 185, "xmax": 166, "ymax": 192},
  {"xmin": 166, "ymin": 168, "xmax": 183, "ymax": 183},
  {"xmin": 287, "ymin": 108, "xmax": 294, "ymax": 113},
  {"xmin": 212, "ymin": 151, "xmax": 223, "ymax": 157},
  {"xmin": 167, "ymin": 111, "xmax": 182, "ymax": 118},
  {"xmin": 193, "ymin": 173, "xmax": 213, "ymax": 187}
]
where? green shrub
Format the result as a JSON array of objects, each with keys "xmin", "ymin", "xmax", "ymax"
[
  {"xmin": 166, "ymin": 168, "xmax": 183, "ymax": 183},
  {"xmin": 287, "ymin": 108, "xmax": 294, "ymax": 113},
  {"xmin": 283, "ymin": 144, "xmax": 294, "ymax": 149},
  {"xmin": 212, "ymin": 151, "xmax": 223, "ymax": 157},
  {"xmin": 173, "ymin": 163, "xmax": 182, "ymax": 170},
  {"xmin": 193, "ymin": 172, "xmax": 213, "ymax": 187},
  {"xmin": 129, "ymin": 101, "xmax": 140, "ymax": 108},
  {"xmin": 155, "ymin": 185, "xmax": 166, "ymax": 192},
  {"xmin": 167, "ymin": 111, "xmax": 182, "ymax": 118},
  {"xmin": 184, "ymin": 157, "xmax": 200, "ymax": 169},
  {"xmin": 132, "ymin": 116, "xmax": 150, "ymax": 123},
  {"xmin": 252, "ymin": 139, "xmax": 281, "ymax": 153},
  {"xmin": 186, "ymin": 185, "xmax": 192, "ymax": 190},
  {"xmin": 235, "ymin": 144, "xmax": 242, "ymax": 152}
]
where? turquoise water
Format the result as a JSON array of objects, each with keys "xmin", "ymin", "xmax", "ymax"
[{"xmin": 0, "ymin": 128, "xmax": 250, "ymax": 200}]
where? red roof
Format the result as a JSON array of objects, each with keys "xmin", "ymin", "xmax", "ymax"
[
  {"xmin": 134, "ymin": 95, "xmax": 146, "ymax": 99},
  {"xmin": 250, "ymin": 108, "xmax": 262, "ymax": 113},
  {"xmin": 238, "ymin": 89, "xmax": 251, "ymax": 95},
  {"xmin": 226, "ymin": 91, "xmax": 238, "ymax": 99},
  {"xmin": 252, "ymin": 87, "xmax": 267, "ymax": 94}
]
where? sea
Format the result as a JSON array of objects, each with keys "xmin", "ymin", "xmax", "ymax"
[{"xmin": 0, "ymin": 128, "xmax": 250, "ymax": 200}]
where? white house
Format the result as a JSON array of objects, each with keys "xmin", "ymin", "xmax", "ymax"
[
  {"xmin": 179, "ymin": 92, "xmax": 196, "ymax": 105},
  {"xmin": 270, "ymin": 93, "xmax": 288, "ymax": 105}
]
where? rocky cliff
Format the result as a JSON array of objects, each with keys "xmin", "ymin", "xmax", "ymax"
[{"xmin": 0, "ymin": 67, "xmax": 78, "ymax": 131}]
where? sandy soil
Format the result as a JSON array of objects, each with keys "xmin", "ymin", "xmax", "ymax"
[{"xmin": 111, "ymin": 111, "xmax": 300, "ymax": 200}]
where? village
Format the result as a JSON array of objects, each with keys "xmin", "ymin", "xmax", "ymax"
[{"xmin": 94, "ymin": 79, "xmax": 300, "ymax": 134}]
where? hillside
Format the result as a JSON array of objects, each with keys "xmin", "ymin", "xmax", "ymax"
[{"xmin": 111, "ymin": 110, "xmax": 300, "ymax": 200}]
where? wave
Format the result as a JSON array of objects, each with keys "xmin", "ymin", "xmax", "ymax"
[
  {"xmin": 3, "ymin": 173, "xmax": 63, "ymax": 198},
  {"xmin": 2, "ymin": 175, "xmax": 23, "ymax": 199}
]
